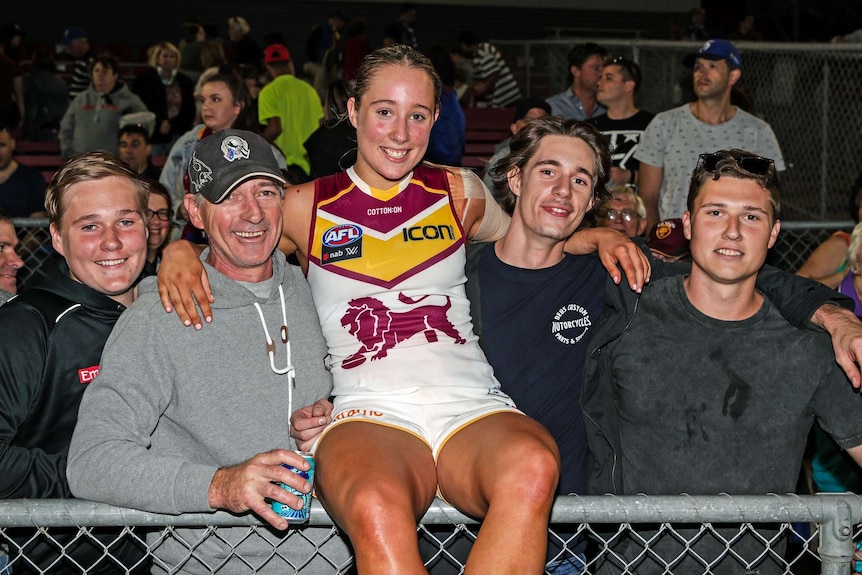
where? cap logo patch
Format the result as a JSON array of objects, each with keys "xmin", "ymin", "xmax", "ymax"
[
  {"xmin": 655, "ymin": 221, "xmax": 674, "ymax": 240},
  {"xmin": 220, "ymin": 135, "xmax": 251, "ymax": 162},
  {"xmin": 189, "ymin": 155, "xmax": 213, "ymax": 194}
]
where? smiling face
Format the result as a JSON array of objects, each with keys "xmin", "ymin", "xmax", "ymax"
[
  {"xmin": 200, "ymin": 81, "xmax": 242, "ymax": 132},
  {"xmin": 348, "ymin": 64, "xmax": 438, "ymax": 190},
  {"xmin": 50, "ymin": 177, "xmax": 148, "ymax": 307},
  {"xmin": 157, "ymin": 48, "xmax": 178, "ymax": 72},
  {"xmin": 186, "ymin": 178, "xmax": 284, "ymax": 282},
  {"xmin": 146, "ymin": 191, "xmax": 171, "ymax": 254},
  {"xmin": 684, "ymin": 176, "xmax": 779, "ymax": 289},
  {"xmin": 0, "ymin": 220, "xmax": 23, "ymax": 294},
  {"xmin": 508, "ymin": 134, "xmax": 596, "ymax": 246}
]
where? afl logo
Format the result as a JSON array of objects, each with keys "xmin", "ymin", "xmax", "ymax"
[{"xmin": 323, "ymin": 224, "xmax": 362, "ymax": 247}]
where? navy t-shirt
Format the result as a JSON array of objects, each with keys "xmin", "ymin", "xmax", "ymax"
[
  {"xmin": 477, "ymin": 243, "xmax": 606, "ymax": 496},
  {"xmin": 0, "ymin": 163, "xmax": 46, "ymax": 217}
]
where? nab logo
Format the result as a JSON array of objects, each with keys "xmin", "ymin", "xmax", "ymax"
[
  {"xmin": 323, "ymin": 224, "xmax": 362, "ymax": 247},
  {"xmin": 78, "ymin": 365, "xmax": 100, "ymax": 384}
]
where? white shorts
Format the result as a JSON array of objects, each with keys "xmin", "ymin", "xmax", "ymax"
[{"xmin": 314, "ymin": 385, "xmax": 523, "ymax": 459}]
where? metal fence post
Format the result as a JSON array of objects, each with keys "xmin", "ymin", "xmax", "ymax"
[{"xmin": 818, "ymin": 494, "xmax": 858, "ymax": 575}]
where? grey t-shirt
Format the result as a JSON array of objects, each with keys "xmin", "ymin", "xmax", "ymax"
[{"xmin": 634, "ymin": 104, "xmax": 785, "ymax": 220}]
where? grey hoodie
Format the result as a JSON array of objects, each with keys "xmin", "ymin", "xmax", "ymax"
[{"xmin": 68, "ymin": 250, "xmax": 351, "ymax": 574}]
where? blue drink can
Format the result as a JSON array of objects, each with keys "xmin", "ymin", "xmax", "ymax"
[{"xmin": 270, "ymin": 451, "xmax": 315, "ymax": 523}]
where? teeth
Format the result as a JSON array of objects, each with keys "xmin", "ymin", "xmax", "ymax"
[
  {"xmin": 384, "ymin": 148, "xmax": 407, "ymax": 159},
  {"xmin": 716, "ymin": 249, "xmax": 742, "ymax": 256},
  {"xmin": 235, "ymin": 231, "xmax": 265, "ymax": 238},
  {"xmin": 97, "ymin": 259, "xmax": 125, "ymax": 266}
]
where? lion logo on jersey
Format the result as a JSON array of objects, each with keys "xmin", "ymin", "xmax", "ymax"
[{"xmin": 340, "ymin": 293, "xmax": 466, "ymax": 369}]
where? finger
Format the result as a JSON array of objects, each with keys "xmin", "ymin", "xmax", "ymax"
[
  {"xmin": 598, "ymin": 247, "xmax": 622, "ymax": 286},
  {"xmin": 836, "ymin": 349, "xmax": 862, "ymax": 389},
  {"xmin": 166, "ymin": 284, "xmax": 195, "ymax": 327},
  {"xmin": 254, "ymin": 498, "xmax": 290, "ymax": 531},
  {"xmin": 180, "ymin": 283, "xmax": 204, "ymax": 329},
  {"xmin": 157, "ymin": 280, "xmax": 174, "ymax": 314}
]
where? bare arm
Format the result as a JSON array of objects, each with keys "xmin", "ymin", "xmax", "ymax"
[
  {"xmin": 846, "ymin": 444, "xmax": 862, "ymax": 468},
  {"xmin": 795, "ymin": 234, "xmax": 850, "ymax": 289},
  {"xmin": 208, "ymin": 449, "xmax": 312, "ymax": 531},
  {"xmin": 262, "ymin": 117, "xmax": 282, "ymax": 145},
  {"xmin": 638, "ymin": 162, "xmax": 663, "ymax": 233},
  {"xmin": 811, "ymin": 304, "xmax": 862, "ymax": 388},
  {"xmin": 157, "ymin": 239, "xmax": 210, "ymax": 328}
]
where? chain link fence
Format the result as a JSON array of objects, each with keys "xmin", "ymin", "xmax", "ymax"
[
  {"xmin": 10, "ymin": 219, "xmax": 854, "ymax": 286},
  {"xmin": 493, "ymin": 38, "xmax": 862, "ymax": 223},
  {"xmin": 1, "ymin": 495, "xmax": 860, "ymax": 574}
]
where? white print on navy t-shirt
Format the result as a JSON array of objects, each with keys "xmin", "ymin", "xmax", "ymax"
[{"xmin": 551, "ymin": 303, "xmax": 592, "ymax": 345}]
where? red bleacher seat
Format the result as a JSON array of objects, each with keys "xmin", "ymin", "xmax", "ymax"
[
  {"xmin": 15, "ymin": 141, "xmax": 60, "ymax": 155},
  {"xmin": 16, "ymin": 154, "xmax": 64, "ymax": 169}
]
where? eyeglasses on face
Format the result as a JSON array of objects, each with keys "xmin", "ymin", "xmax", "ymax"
[
  {"xmin": 146, "ymin": 208, "xmax": 171, "ymax": 222},
  {"xmin": 600, "ymin": 209, "xmax": 640, "ymax": 222},
  {"xmin": 698, "ymin": 153, "xmax": 774, "ymax": 176}
]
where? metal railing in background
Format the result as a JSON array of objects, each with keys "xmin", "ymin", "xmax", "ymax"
[
  {"xmin": 1, "ymin": 494, "xmax": 860, "ymax": 574},
  {"xmin": 492, "ymin": 38, "xmax": 862, "ymax": 222}
]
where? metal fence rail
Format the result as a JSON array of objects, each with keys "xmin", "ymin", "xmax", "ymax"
[
  {"xmin": 1, "ymin": 495, "xmax": 860, "ymax": 574},
  {"xmin": 493, "ymin": 38, "xmax": 862, "ymax": 222}
]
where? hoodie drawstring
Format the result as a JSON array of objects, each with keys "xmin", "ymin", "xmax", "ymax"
[{"xmin": 254, "ymin": 284, "xmax": 296, "ymax": 429}]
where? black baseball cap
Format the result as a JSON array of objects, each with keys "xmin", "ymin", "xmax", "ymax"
[{"xmin": 188, "ymin": 129, "xmax": 286, "ymax": 204}]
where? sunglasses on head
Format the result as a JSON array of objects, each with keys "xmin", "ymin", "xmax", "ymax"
[{"xmin": 698, "ymin": 153, "xmax": 774, "ymax": 176}]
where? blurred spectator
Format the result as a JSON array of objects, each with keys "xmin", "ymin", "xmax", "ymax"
[
  {"xmin": 796, "ymin": 187, "xmax": 862, "ymax": 289},
  {"xmin": 383, "ymin": 2, "xmax": 419, "ymax": 49},
  {"xmin": 592, "ymin": 56, "xmax": 654, "ymax": 188},
  {"xmin": 0, "ymin": 125, "xmax": 47, "ymax": 218},
  {"xmin": 178, "ymin": 18, "xmax": 207, "ymax": 83},
  {"xmin": 594, "ymin": 185, "xmax": 647, "ymax": 239},
  {"xmin": 23, "ymin": 49, "xmax": 69, "ymax": 142},
  {"xmin": 0, "ymin": 23, "xmax": 24, "ymax": 63},
  {"xmin": 341, "ymin": 17, "xmax": 371, "ymax": 85},
  {"xmin": 303, "ymin": 9, "xmax": 346, "ymax": 98},
  {"xmin": 259, "ymin": 43, "xmax": 323, "ymax": 183},
  {"xmin": 160, "ymin": 71, "xmax": 287, "ymax": 237},
  {"xmin": 728, "ymin": 14, "xmax": 764, "ymax": 42},
  {"xmin": 482, "ymin": 96, "xmax": 551, "ymax": 191},
  {"xmin": 546, "ymin": 42, "xmax": 607, "ymax": 121},
  {"xmin": 118, "ymin": 114, "xmax": 162, "ymax": 181},
  {"xmin": 55, "ymin": 26, "xmax": 95, "ymax": 100},
  {"xmin": 424, "ymin": 44, "xmax": 465, "ymax": 166},
  {"xmin": 303, "ymin": 79, "xmax": 356, "ymax": 179},
  {"xmin": 635, "ymin": 39, "xmax": 784, "ymax": 231},
  {"xmin": 235, "ymin": 63, "xmax": 264, "ymax": 134},
  {"xmin": 679, "ymin": 7, "xmax": 709, "ymax": 41},
  {"xmin": 192, "ymin": 39, "xmax": 229, "ymax": 123},
  {"xmin": 58, "ymin": 53, "xmax": 150, "ymax": 159},
  {"xmin": 647, "ymin": 217, "xmax": 690, "ymax": 263},
  {"xmin": 133, "ymin": 41, "xmax": 197, "ymax": 156},
  {"xmin": 142, "ymin": 179, "xmax": 174, "ymax": 275},
  {"xmin": 0, "ymin": 27, "xmax": 23, "ymax": 133},
  {"xmin": 0, "ymin": 211, "xmax": 23, "ymax": 304},
  {"xmin": 457, "ymin": 30, "xmax": 521, "ymax": 108},
  {"xmin": 225, "ymin": 16, "xmax": 262, "ymax": 68}
]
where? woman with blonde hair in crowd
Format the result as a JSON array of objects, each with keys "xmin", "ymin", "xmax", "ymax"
[{"xmin": 132, "ymin": 41, "xmax": 196, "ymax": 156}]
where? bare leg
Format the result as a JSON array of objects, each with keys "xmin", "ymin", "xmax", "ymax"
[
  {"xmin": 315, "ymin": 422, "xmax": 438, "ymax": 575},
  {"xmin": 436, "ymin": 413, "xmax": 560, "ymax": 575}
]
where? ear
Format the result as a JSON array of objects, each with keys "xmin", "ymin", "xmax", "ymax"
[
  {"xmin": 185, "ymin": 194, "xmax": 205, "ymax": 230},
  {"xmin": 728, "ymin": 68, "xmax": 742, "ymax": 87},
  {"xmin": 570, "ymin": 65, "xmax": 579, "ymax": 82},
  {"xmin": 767, "ymin": 219, "xmax": 780, "ymax": 250},
  {"xmin": 682, "ymin": 211, "xmax": 692, "ymax": 240},
  {"xmin": 507, "ymin": 166, "xmax": 522, "ymax": 199},
  {"xmin": 347, "ymin": 96, "xmax": 358, "ymax": 129},
  {"xmin": 50, "ymin": 222, "xmax": 64, "ymax": 258},
  {"xmin": 637, "ymin": 217, "xmax": 648, "ymax": 236}
]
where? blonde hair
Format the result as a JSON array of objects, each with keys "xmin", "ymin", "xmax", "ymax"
[
  {"xmin": 848, "ymin": 221, "xmax": 862, "ymax": 274},
  {"xmin": 228, "ymin": 16, "xmax": 250, "ymax": 35},
  {"xmin": 148, "ymin": 41, "xmax": 181, "ymax": 68},
  {"xmin": 45, "ymin": 152, "xmax": 149, "ymax": 229}
]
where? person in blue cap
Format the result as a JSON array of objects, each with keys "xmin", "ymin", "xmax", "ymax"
[{"xmin": 633, "ymin": 39, "xmax": 785, "ymax": 233}]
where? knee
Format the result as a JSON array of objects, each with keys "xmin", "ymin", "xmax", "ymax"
[{"xmin": 504, "ymin": 440, "xmax": 560, "ymax": 502}]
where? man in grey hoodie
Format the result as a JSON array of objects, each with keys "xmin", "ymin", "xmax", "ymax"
[{"xmin": 67, "ymin": 129, "xmax": 351, "ymax": 574}]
